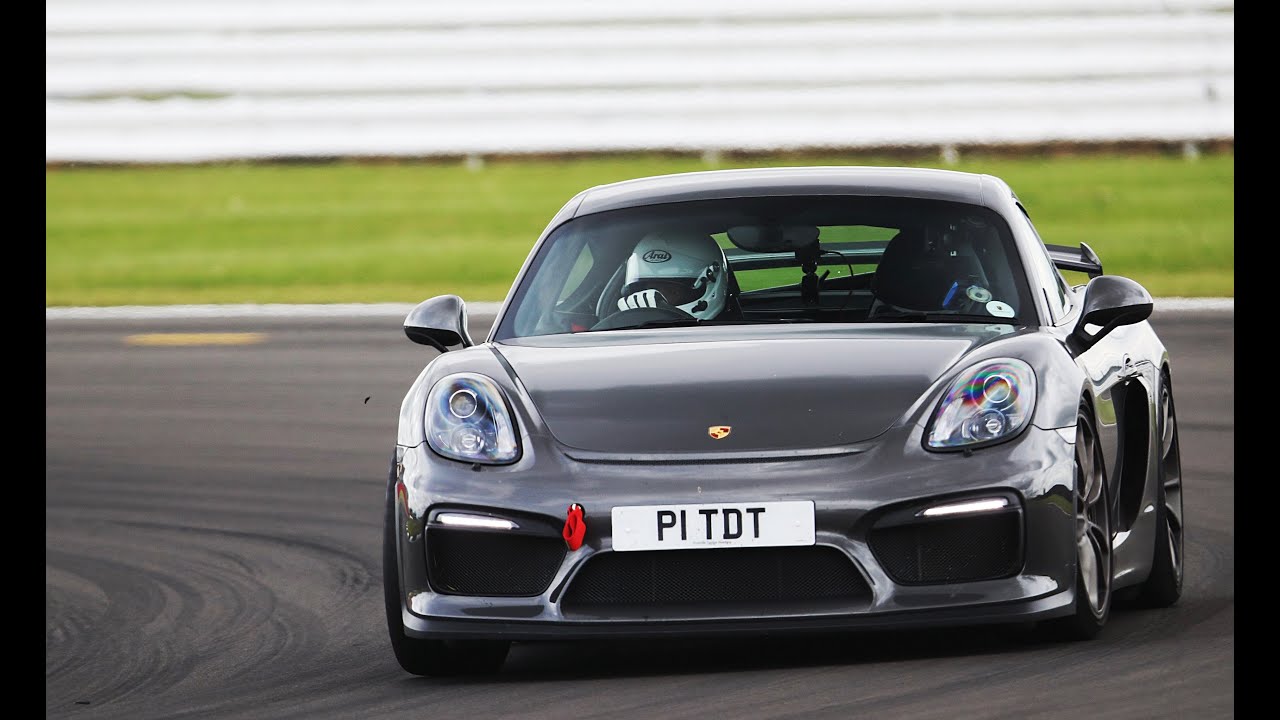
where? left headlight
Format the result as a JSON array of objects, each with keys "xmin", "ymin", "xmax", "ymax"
[
  {"xmin": 926, "ymin": 359, "xmax": 1036, "ymax": 451},
  {"xmin": 425, "ymin": 373, "xmax": 520, "ymax": 464}
]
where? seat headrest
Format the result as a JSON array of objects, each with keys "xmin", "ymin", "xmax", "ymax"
[{"xmin": 871, "ymin": 229, "xmax": 982, "ymax": 311}]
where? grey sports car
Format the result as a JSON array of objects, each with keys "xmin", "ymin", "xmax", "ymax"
[{"xmin": 383, "ymin": 166, "xmax": 1184, "ymax": 676}]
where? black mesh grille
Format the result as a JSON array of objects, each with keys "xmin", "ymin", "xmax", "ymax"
[
  {"xmin": 561, "ymin": 546, "xmax": 870, "ymax": 612},
  {"xmin": 869, "ymin": 511, "xmax": 1022, "ymax": 584},
  {"xmin": 427, "ymin": 527, "xmax": 565, "ymax": 597}
]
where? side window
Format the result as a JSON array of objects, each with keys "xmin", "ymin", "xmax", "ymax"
[
  {"xmin": 556, "ymin": 243, "xmax": 594, "ymax": 303},
  {"xmin": 512, "ymin": 229, "xmax": 591, "ymax": 337},
  {"xmin": 1015, "ymin": 205, "xmax": 1073, "ymax": 323}
]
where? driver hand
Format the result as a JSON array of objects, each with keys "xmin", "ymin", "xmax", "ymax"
[{"xmin": 617, "ymin": 288, "xmax": 668, "ymax": 311}]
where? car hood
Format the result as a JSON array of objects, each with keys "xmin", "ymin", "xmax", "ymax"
[{"xmin": 494, "ymin": 324, "xmax": 1019, "ymax": 455}]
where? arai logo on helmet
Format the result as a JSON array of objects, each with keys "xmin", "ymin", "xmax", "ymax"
[{"xmin": 642, "ymin": 249, "xmax": 672, "ymax": 263}]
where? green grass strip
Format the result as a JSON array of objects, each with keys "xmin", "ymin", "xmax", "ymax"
[{"xmin": 46, "ymin": 151, "xmax": 1233, "ymax": 306}]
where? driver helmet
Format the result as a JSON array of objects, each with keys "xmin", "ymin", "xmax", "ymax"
[{"xmin": 620, "ymin": 229, "xmax": 728, "ymax": 320}]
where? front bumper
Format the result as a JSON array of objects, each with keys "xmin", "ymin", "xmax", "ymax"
[
  {"xmin": 402, "ymin": 590, "xmax": 1074, "ymax": 640},
  {"xmin": 391, "ymin": 422, "xmax": 1078, "ymax": 639}
]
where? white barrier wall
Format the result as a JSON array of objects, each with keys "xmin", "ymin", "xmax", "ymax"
[{"xmin": 45, "ymin": 0, "xmax": 1234, "ymax": 162}]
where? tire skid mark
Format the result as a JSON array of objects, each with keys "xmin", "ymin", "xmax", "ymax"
[
  {"xmin": 116, "ymin": 520, "xmax": 377, "ymax": 607},
  {"xmin": 45, "ymin": 547, "xmax": 201, "ymax": 709},
  {"xmin": 56, "ymin": 494, "xmax": 379, "ymax": 535},
  {"xmin": 45, "ymin": 517, "xmax": 373, "ymax": 718},
  {"xmin": 45, "ymin": 568, "xmax": 109, "ymax": 681}
]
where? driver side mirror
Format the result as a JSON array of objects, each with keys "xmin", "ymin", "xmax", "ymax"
[
  {"xmin": 404, "ymin": 295, "xmax": 474, "ymax": 352},
  {"xmin": 1070, "ymin": 275, "xmax": 1153, "ymax": 351}
]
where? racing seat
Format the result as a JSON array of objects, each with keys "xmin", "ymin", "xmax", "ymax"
[{"xmin": 869, "ymin": 228, "xmax": 984, "ymax": 317}]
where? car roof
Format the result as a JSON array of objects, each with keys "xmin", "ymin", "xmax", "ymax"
[{"xmin": 573, "ymin": 166, "xmax": 1000, "ymax": 217}]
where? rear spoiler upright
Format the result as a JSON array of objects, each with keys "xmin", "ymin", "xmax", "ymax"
[{"xmin": 1045, "ymin": 242, "xmax": 1103, "ymax": 278}]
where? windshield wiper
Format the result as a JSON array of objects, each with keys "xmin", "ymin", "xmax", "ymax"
[{"xmin": 868, "ymin": 312, "xmax": 1018, "ymax": 324}]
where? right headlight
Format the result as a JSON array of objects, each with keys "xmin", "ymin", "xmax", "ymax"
[
  {"xmin": 926, "ymin": 359, "xmax": 1036, "ymax": 451},
  {"xmin": 425, "ymin": 373, "xmax": 520, "ymax": 464}
]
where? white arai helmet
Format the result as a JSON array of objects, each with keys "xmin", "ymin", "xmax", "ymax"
[{"xmin": 617, "ymin": 230, "xmax": 729, "ymax": 320}]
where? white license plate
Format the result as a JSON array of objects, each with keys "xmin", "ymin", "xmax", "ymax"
[{"xmin": 611, "ymin": 501, "xmax": 815, "ymax": 552}]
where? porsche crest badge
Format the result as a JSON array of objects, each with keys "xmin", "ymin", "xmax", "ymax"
[{"xmin": 708, "ymin": 425, "xmax": 731, "ymax": 440}]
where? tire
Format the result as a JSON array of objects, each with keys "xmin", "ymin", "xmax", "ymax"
[
  {"xmin": 1043, "ymin": 403, "xmax": 1114, "ymax": 641},
  {"xmin": 1134, "ymin": 373, "xmax": 1185, "ymax": 607},
  {"xmin": 383, "ymin": 457, "xmax": 510, "ymax": 676}
]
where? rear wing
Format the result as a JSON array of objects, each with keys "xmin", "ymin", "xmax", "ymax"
[{"xmin": 1045, "ymin": 242, "xmax": 1103, "ymax": 278}]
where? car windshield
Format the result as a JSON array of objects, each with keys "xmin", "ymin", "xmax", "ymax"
[{"xmin": 496, "ymin": 195, "xmax": 1035, "ymax": 340}]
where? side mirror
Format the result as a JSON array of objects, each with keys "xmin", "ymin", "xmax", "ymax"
[
  {"xmin": 404, "ymin": 295, "xmax": 474, "ymax": 352},
  {"xmin": 1070, "ymin": 275, "xmax": 1153, "ymax": 351}
]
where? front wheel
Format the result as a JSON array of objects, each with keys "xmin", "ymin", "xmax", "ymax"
[
  {"xmin": 383, "ymin": 465, "xmax": 510, "ymax": 676},
  {"xmin": 1044, "ymin": 403, "xmax": 1114, "ymax": 640}
]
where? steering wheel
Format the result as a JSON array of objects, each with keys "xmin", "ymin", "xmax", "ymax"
[{"xmin": 589, "ymin": 305, "xmax": 692, "ymax": 331}]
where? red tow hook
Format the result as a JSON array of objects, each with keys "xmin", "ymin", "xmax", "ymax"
[{"xmin": 562, "ymin": 503, "xmax": 586, "ymax": 550}]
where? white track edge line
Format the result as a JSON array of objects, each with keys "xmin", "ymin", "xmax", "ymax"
[{"xmin": 45, "ymin": 302, "xmax": 500, "ymax": 320}]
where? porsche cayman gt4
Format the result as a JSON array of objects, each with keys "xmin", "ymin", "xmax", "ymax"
[{"xmin": 383, "ymin": 167, "xmax": 1184, "ymax": 676}]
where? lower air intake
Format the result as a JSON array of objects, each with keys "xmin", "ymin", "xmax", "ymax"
[
  {"xmin": 427, "ymin": 527, "xmax": 564, "ymax": 597},
  {"xmin": 869, "ymin": 510, "xmax": 1023, "ymax": 584},
  {"xmin": 561, "ymin": 545, "xmax": 870, "ymax": 615}
]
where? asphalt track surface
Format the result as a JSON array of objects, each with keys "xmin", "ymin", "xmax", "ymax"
[{"xmin": 46, "ymin": 311, "xmax": 1234, "ymax": 719}]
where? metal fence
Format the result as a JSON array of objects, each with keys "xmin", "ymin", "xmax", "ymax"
[{"xmin": 46, "ymin": 0, "xmax": 1234, "ymax": 163}]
